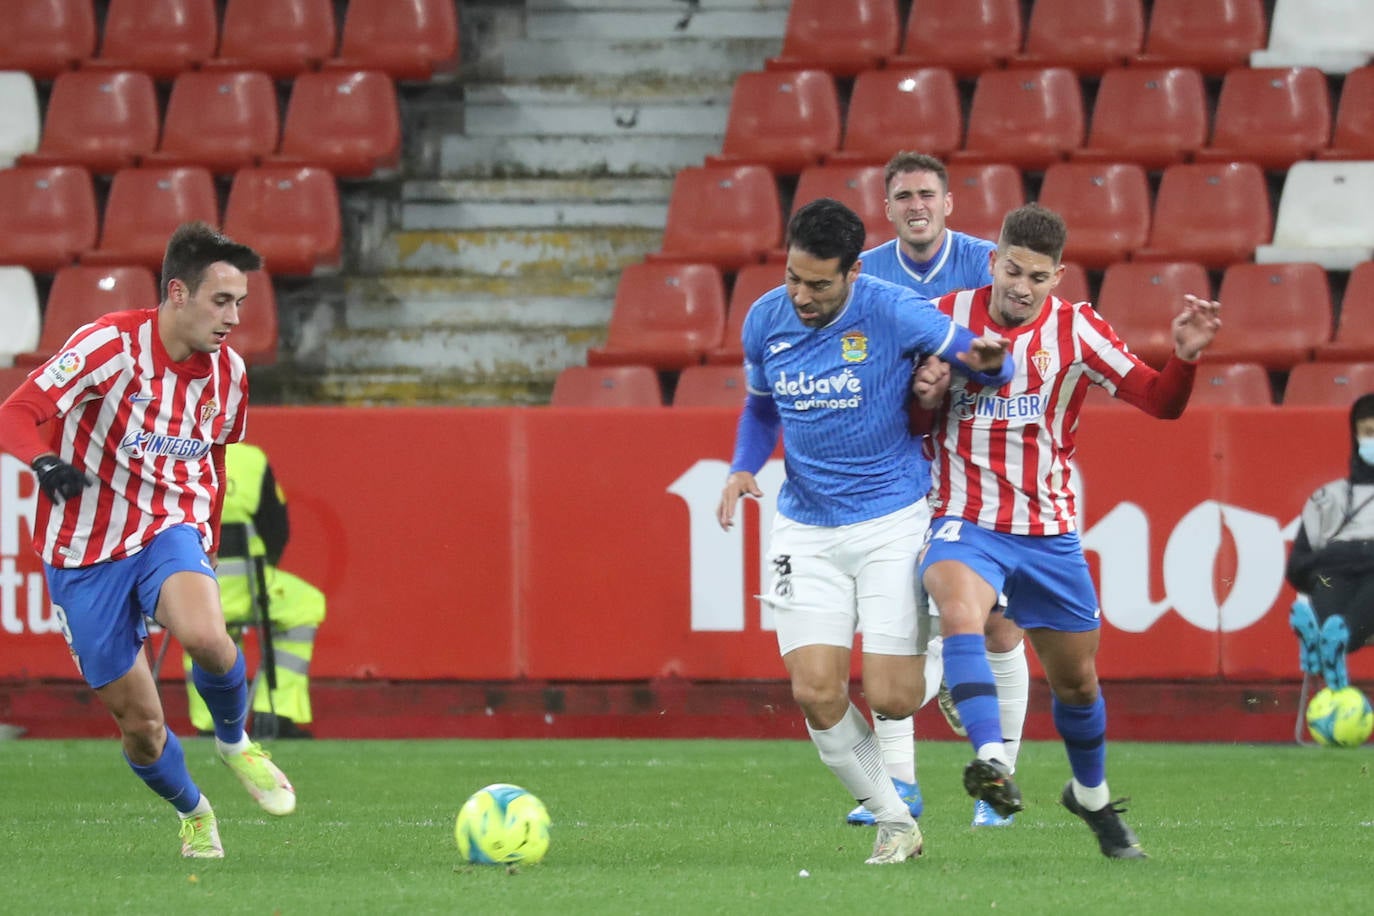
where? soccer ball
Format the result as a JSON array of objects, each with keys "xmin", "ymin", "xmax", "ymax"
[
  {"xmin": 455, "ymin": 783, "xmax": 550, "ymax": 865},
  {"xmin": 1306, "ymin": 686, "xmax": 1374, "ymax": 748}
]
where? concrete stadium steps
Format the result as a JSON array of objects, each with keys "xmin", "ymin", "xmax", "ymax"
[
  {"xmin": 400, "ymin": 176, "xmax": 673, "ymax": 230},
  {"xmin": 442, "ymin": 77, "xmax": 732, "ymax": 177},
  {"xmin": 313, "ymin": 0, "xmax": 781, "ymax": 406}
]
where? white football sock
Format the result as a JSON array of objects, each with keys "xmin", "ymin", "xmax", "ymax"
[
  {"xmin": 988, "ymin": 641, "xmax": 1029, "ymax": 769},
  {"xmin": 809, "ymin": 704, "xmax": 912, "ymax": 824},
  {"xmin": 873, "ymin": 714, "xmax": 915, "ymax": 783},
  {"xmin": 1072, "ymin": 778, "xmax": 1111, "ymax": 812}
]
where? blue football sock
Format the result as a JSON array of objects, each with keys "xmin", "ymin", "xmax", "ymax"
[
  {"xmin": 1053, "ymin": 693, "xmax": 1107, "ymax": 788},
  {"xmin": 943, "ymin": 633, "xmax": 1003, "ymax": 752},
  {"xmin": 191, "ymin": 648, "xmax": 248, "ymax": 743},
  {"xmin": 126, "ymin": 727, "xmax": 202, "ymax": 814}
]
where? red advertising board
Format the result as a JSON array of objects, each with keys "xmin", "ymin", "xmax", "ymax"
[{"xmin": 1, "ymin": 404, "xmax": 1369, "ymax": 684}]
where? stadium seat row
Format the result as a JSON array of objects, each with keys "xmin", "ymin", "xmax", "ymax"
[
  {"xmin": 0, "ymin": 0, "xmax": 459, "ymax": 82},
  {"xmin": 771, "ymin": 0, "xmax": 1370, "ymax": 78},
  {"xmin": 0, "ymin": 163, "xmax": 341, "ymax": 276},
  {"xmin": 589, "ymin": 259, "xmax": 1374, "ymax": 374},
  {"xmin": 0, "ymin": 68, "xmax": 400, "ymax": 179},
  {"xmin": 551, "ymin": 361, "xmax": 1374, "ymax": 410},
  {"xmin": 711, "ymin": 64, "xmax": 1374, "ymax": 176},
  {"xmin": 0, "ymin": 263, "xmax": 278, "ymax": 370},
  {"xmin": 650, "ymin": 159, "xmax": 1374, "ymax": 274}
]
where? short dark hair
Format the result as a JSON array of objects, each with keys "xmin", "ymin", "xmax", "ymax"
[
  {"xmin": 160, "ymin": 222, "xmax": 262, "ymax": 300},
  {"xmin": 884, "ymin": 151, "xmax": 949, "ymax": 195},
  {"xmin": 998, "ymin": 203, "xmax": 1067, "ymax": 263},
  {"xmin": 786, "ymin": 198, "xmax": 866, "ymax": 273}
]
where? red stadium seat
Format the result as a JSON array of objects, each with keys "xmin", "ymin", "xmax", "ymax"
[
  {"xmin": 0, "ymin": 165, "xmax": 98, "ymax": 273},
  {"xmin": 586, "ymin": 262, "xmax": 727, "ymax": 370},
  {"xmin": 17, "ymin": 70, "xmax": 158, "ymax": 173},
  {"xmin": 1037, "ymin": 162, "xmax": 1151, "ymax": 269},
  {"xmin": 707, "ymin": 70, "xmax": 841, "ymax": 176},
  {"xmin": 1135, "ymin": 162, "xmax": 1272, "ymax": 269},
  {"xmin": 83, "ymin": 167, "xmax": 219, "ymax": 271},
  {"xmin": 550, "ymin": 365, "xmax": 663, "ymax": 407},
  {"xmin": 1134, "ymin": 0, "xmax": 1268, "ymax": 76},
  {"xmin": 705, "ymin": 262, "xmax": 782, "ymax": 365},
  {"xmin": 206, "ymin": 0, "xmax": 337, "ymax": 80},
  {"xmin": 11, "ymin": 264, "xmax": 157, "ymax": 367},
  {"xmin": 1096, "ymin": 261, "xmax": 1213, "ymax": 367},
  {"xmin": 88, "ymin": 0, "xmax": 218, "ymax": 81},
  {"xmin": 1188, "ymin": 362, "xmax": 1274, "ymax": 407},
  {"xmin": 951, "ymin": 68, "xmax": 1085, "ymax": 170},
  {"xmin": 945, "ymin": 163, "xmax": 1026, "ymax": 244},
  {"xmin": 651, "ymin": 165, "xmax": 783, "ymax": 272},
  {"xmin": 0, "ymin": 0, "xmax": 97, "ymax": 80},
  {"xmin": 830, "ymin": 67, "xmax": 962, "ymax": 165},
  {"xmin": 327, "ymin": 0, "xmax": 459, "ymax": 82},
  {"xmin": 791, "ymin": 164, "xmax": 891, "ymax": 248},
  {"xmin": 144, "ymin": 71, "xmax": 280, "ymax": 175},
  {"xmin": 233, "ymin": 270, "xmax": 279, "ymax": 366},
  {"xmin": 1206, "ymin": 262, "xmax": 1333, "ymax": 369},
  {"xmin": 1074, "ymin": 67, "xmax": 1208, "ymax": 170},
  {"xmin": 765, "ymin": 0, "xmax": 900, "ymax": 77},
  {"xmin": 1315, "ymin": 261, "xmax": 1374, "ymax": 361},
  {"xmin": 1012, "ymin": 0, "xmax": 1144, "ymax": 76},
  {"xmin": 222, "ymin": 166, "xmax": 342, "ymax": 276},
  {"xmin": 889, "ymin": 0, "xmax": 1022, "ymax": 79},
  {"xmin": 0, "ymin": 366, "xmax": 33, "ymax": 398},
  {"xmin": 1320, "ymin": 66, "xmax": 1374, "ymax": 161},
  {"xmin": 1056, "ymin": 262, "xmax": 1091, "ymax": 305},
  {"xmin": 673, "ymin": 365, "xmax": 748, "ymax": 408},
  {"xmin": 1194, "ymin": 67, "xmax": 1332, "ymax": 171},
  {"xmin": 268, "ymin": 70, "xmax": 402, "ymax": 179},
  {"xmin": 1283, "ymin": 361, "xmax": 1374, "ymax": 406}
]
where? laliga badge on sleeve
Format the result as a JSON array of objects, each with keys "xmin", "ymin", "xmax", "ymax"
[{"xmin": 45, "ymin": 350, "xmax": 85, "ymax": 387}]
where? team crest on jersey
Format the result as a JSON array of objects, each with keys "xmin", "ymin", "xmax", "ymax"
[
  {"xmin": 200, "ymin": 400, "xmax": 218, "ymax": 424},
  {"xmin": 1031, "ymin": 347, "xmax": 1054, "ymax": 377},
  {"xmin": 45, "ymin": 349, "xmax": 84, "ymax": 387},
  {"xmin": 840, "ymin": 332, "xmax": 868, "ymax": 363}
]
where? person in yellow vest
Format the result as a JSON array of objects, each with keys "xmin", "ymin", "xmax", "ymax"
[{"xmin": 184, "ymin": 442, "xmax": 325, "ymax": 739}]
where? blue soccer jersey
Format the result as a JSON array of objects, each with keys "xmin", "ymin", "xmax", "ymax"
[
  {"xmin": 739, "ymin": 274, "xmax": 992, "ymax": 527},
  {"xmin": 860, "ymin": 230, "xmax": 995, "ymax": 298}
]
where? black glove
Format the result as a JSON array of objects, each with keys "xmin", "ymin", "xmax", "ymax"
[{"xmin": 31, "ymin": 455, "xmax": 93, "ymax": 503}]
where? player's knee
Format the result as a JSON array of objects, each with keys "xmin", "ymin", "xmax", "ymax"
[
  {"xmin": 790, "ymin": 678, "xmax": 846, "ymax": 718},
  {"xmin": 870, "ymin": 695, "xmax": 917, "ymax": 719},
  {"xmin": 182, "ymin": 628, "xmax": 239, "ymax": 673}
]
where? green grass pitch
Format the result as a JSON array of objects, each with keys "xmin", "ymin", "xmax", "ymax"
[{"xmin": 0, "ymin": 738, "xmax": 1369, "ymax": 914}]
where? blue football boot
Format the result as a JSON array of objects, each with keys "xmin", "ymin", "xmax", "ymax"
[
  {"xmin": 1319, "ymin": 613, "xmax": 1351, "ymax": 690},
  {"xmin": 1290, "ymin": 598, "xmax": 1322, "ymax": 676},
  {"xmin": 846, "ymin": 777, "xmax": 924, "ymax": 826}
]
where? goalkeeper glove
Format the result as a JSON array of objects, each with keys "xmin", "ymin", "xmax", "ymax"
[{"xmin": 31, "ymin": 455, "xmax": 93, "ymax": 503}]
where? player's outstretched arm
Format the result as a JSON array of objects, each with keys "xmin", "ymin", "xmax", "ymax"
[
  {"xmin": 1172, "ymin": 294, "xmax": 1222, "ymax": 361},
  {"xmin": 717, "ymin": 471, "xmax": 764, "ymax": 530}
]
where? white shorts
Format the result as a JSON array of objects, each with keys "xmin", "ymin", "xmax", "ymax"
[{"xmin": 764, "ymin": 502, "xmax": 930, "ymax": 657}]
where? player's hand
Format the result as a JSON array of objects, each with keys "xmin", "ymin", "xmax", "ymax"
[
  {"xmin": 913, "ymin": 356, "xmax": 951, "ymax": 409},
  {"xmin": 1173, "ymin": 294, "xmax": 1222, "ymax": 361},
  {"xmin": 717, "ymin": 471, "xmax": 763, "ymax": 530},
  {"xmin": 956, "ymin": 333, "xmax": 1009, "ymax": 373},
  {"xmin": 30, "ymin": 454, "xmax": 93, "ymax": 503}
]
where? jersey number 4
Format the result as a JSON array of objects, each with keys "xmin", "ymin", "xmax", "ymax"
[{"xmin": 932, "ymin": 520, "xmax": 963, "ymax": 543}]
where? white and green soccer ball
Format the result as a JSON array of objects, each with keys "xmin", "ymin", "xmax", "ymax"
[
  {"xmin": 1306, "ymin": 686, "xmax": 1374, "ymax": 748},
  {"xmin": 455, "ymin": 783, "xmax": 551, "ymax": 865}
]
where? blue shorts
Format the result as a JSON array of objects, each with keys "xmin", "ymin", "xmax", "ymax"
[
  {"xmin": 44, "ymin": 525, "xmax": 216, "ymax": 689},
  {"xmin": 919, "ymin": 517, "xmax": 1101, "ymax": 633}
]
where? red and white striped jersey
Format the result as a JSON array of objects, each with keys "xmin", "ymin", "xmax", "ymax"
[
  {"xmin": 925, "ymin": 286, "xmax": 1148, "ymax": 536},
  {"xmin": 27, "ymin": 308, "xmax": 248, "ymax": 567}
]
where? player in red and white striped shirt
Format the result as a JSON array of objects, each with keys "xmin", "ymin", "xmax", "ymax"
[
  {"xmin": 0, "ymin": 223, "xmax": 295, "ymax": 858},
  {"xmin": 916, "ymin": 204, "xmax": 1222, "ymax": 859}
]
